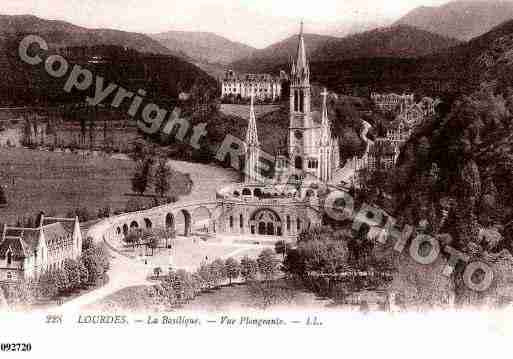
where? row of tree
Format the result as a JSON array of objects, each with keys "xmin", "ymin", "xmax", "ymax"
[{"xmin": 151, "ymin": 249, "xmax": 281, "ymax": 307}]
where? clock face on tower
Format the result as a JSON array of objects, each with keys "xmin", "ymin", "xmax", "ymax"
[{"xmin": 294, "ymin": 130, "xmax": 303, "ymax": 140}]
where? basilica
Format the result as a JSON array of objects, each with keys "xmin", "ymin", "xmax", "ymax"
[{"xmin": 244, "ymin": 23, "xmax": 340, "ymax": 185}]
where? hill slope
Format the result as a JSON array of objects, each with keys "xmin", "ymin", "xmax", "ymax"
[
  {"xmin": 0, "ymin": 14, "xmax": 174, "ymax": 55},
  {"xmin": 395, "ymin": 0, "xmax": 513, "ymax": 41},
  {"xmin": 151, "ymin": 31, "xmax": 255, "ymax": 65},
  {"xmin": 255, "ymin": 19, "xmax": 513, "ymax": 99},
  {"xmin": 0, "ymin": 15, "xmax": 219, "ymax": 105},
  {"xmin": 231, "ymin": 25, "xmax": 460, "ymax": 73},
  {"xmin": 230, "ymin": 33, "xmax": 338, "ymax": 73},
  {"xmin": 313, "ymin": 25, "xmax": 460, "ymax": 61}
]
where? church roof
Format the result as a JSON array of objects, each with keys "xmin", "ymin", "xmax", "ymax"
[
  {"xmin": 0, "ymin": 228, "xmax": 39, "ymax": 259},
  {"xmin": 0, "ymin": 217, "xmax": 77, "ymax": 259}
]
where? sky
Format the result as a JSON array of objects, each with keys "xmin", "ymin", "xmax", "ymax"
[{"xmin": 2, "ymin": 0, "xmax": 454, "ymax": 48}]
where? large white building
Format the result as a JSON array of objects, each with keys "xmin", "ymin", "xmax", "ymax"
[
  {"xmin": 221, "ymin": 70, "xmax": 283, "ymax": 102},
  {"xmin": 0, "ymin": 215, "xmax": 82, "ymax": 283}
]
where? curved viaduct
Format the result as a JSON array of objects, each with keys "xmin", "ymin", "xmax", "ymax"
[{"xmin": 86, "ymin": 196, "xmax": 325, "ymax": 244}]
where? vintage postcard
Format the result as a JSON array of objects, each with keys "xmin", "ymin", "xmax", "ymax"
[{"xmin": 1, "ymin": 0, "xmax": 513, "ymax": 356}]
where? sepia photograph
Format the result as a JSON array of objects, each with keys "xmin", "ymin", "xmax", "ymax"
[{"xmin": 0, "ymin": 0, "xmax": 513, "ymax": 356}]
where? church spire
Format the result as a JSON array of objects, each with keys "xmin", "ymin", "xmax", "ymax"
[
  {"xmin": 245, "ymin": 92, "xmax": 259, "ymax": 147},
  {"xmin": 245, "ymin": 92, "xmax": 260, "ymax": 183},
  {"xmin": 296, "ymin": 20, "xmax": 308, "ymax": 76},
  {"xmin": 321, "ymin": 88, "xmax": 331, "ymax": 145}
]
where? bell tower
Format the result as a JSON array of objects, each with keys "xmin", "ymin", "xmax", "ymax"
[{"xmin": 289, "ymin": 21, "xmax": 312, "ymax": 171}]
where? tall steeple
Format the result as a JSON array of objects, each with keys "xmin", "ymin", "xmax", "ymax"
[
  {"xmin": 245, "ymin": 92, "xmax": 260, "ymax": 183},
  {"xmin": 320, "ymin": 88, "xmax": 331, "ymax": 145},
  {"xmin": 291, "ymin": 21, "xmax": 309, "ymax": 86},
  {"xmin": 319, "ymin": 87, "xmax": 332, "ymax": 182},
  {"xmin": 296, "ymin": 21, "xmax": 307, "ymax": 72},
  {"xmin": 245, "ymin": 92, "xmax": 259, "ymax": 147}
]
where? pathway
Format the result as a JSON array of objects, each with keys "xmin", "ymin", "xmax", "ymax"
[
  {"xmin": 58, "ymin": 160, "xmax": 238, "ymax": 311},
  {"xmin": 59, "ymin": 246, "xmax": 152, "ymax": 312}
]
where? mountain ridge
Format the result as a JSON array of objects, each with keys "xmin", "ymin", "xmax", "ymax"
[
  {"xmin": 394, "ymin": 0, "xmax": 513, "ymax": 41},
  {"xmin": 151, "ymin": 30, "xmax": 256, "ymax": 65},
  {"xmin": 231, "ymin": 25, "xmax": 461, "ymax": 73}
]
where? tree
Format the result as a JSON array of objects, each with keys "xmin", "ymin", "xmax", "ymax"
[
  {"xmin": 153, "ymin": 267, "xmax": 162, "ymax": 279},
  {"xmin": 197, "ymin": 262, "xmax": 215, "ymax": 290},
  {"xmin": 147, "ymin": 233, "xmax": 160, "ymax": 256},
  {"xmin": 224, "ymin": 257, "xmax": 240, "ymax": 285},
  {"xmin": 82, "ymin": 254, "xmax": 103, "ymax": 285},
  {"xmin": 154, "ymin": 159, "xmax": 172, "ymax": 199},
  {"xmin": 131, "ymin": 159, "xmax": 152, "ymax": 195},
  {"xmin": 125, "ymin": 228, "xmax": 142, "ymax": 249},
  {"xmin": 257, "ymin": 249, "xmax": 281, "ymax": 281},
  {"xmin": 82, "ymin": 237, "xmax": 94, "ymax": 252},
  {"xmin": 54, "ymin": 268, "xmax": 70, "ymax": 294},
  {"xmin": 209, "ymin": 259, "xmax": 226, "ymax": 287},
  {"xmin": 240, "ymin": 256, "xmax": 258, "ymax": 282},
  {"xmin": 63, "ymin": 259, "xmax": 81, "ymax": 292},
  {"xmin": 274, "ymin": 240, "xmax": 291, "ymax": 259},
  {"xmin": 78, "ymin": 259, "xmax": 89, "ymax": 287},
  {"xmin": 38, "ymin": 271, "xmax": 58, "ymax": 299}
]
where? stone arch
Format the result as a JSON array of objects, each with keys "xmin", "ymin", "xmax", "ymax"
[
  {"xmin": 242, "ymin": 188, "xmax": 252, "ymax": 196},
  {"xmin": 233, "ymin": 191, "xmax": 240, "ymax": 197},
  {"xmin": 144, "ymin": 218, "xmax": 152, "ymax": 229},
  {"xmin": 116, "ymin": 227, "xmax": 121, "ymax": 235},
  {"xmin": 130, "ymin": 221, "xmax": 139, "ymax": 229},
  {"xmin": 251, "ymin": 208, "xmax": 282, "ymax": 236},
  {"xmin": 122, "ymin": 224, "xmax": 129, "ymax": 236},
  {"xmin": 254, "ymin": 188, "xmax": 262, "ymax": 197}
]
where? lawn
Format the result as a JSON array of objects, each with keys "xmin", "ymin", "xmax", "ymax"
[{"xmin": 0, "ymin": 148, "xmax": 191, "ymax": 224}]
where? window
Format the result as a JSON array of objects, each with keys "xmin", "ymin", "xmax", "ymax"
[
  {"xmin": 6, "ymin": 251, "xmax": 12, "ymax": 266},
  {"xmin": 240, "ymin": 214, "xmax": 244, "ymax": 228},
  {"xmin": 308, "ymin": 159, "xmax": 319, "ymax": 169},
  {"xmin": 230, "ymin": 216, "xmax": 234, "ymax": 228},
  {"xmin": 287, "ymin": 215, "xmax": 291, "ymax": 231},
  {"xmin": 6, "ymin": 271, "xmax": 12, "ymax": 281}
]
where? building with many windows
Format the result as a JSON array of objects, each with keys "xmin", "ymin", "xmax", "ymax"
[
  {"xmin": 0, "ymin": 216, "xmax": 82, "ymax": 283},
  {"xmin": 221, "ymin": 70, "xmax": 284, "ymax": 102}
]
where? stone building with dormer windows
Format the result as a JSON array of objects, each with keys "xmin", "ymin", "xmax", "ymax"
[{"xmin": 0, "ymin": 216, "xmax": 82, "ymax": 283}]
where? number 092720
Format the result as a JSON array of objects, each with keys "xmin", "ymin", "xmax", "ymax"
[{"xmin": 1, "ymin": 343, "xmax": 32, "ymax": 352}]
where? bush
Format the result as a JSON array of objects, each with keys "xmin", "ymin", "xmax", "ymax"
[
  {"xmin": 63, "ymin": 259, "xmax": 81, "ymax": 292},
  {"xmin": 224, "ymin": 258, "xmax": 241, "ymax": 285},
  {"xmin": 209, "ymin": 259, "xmax": 226, "ymax": 287},
  {"xmin": 274, "ymin": 240, "xmax": 291, "ymax": 259},
  {"xmin": 54, "ymin": 268, "xmax": 70, "ymax": 294},
  {"xmin": 38, "ymin": 271, "xmax": 59, "ymax": 299},
  {"xmin": 240, "ymin": 256, "xmax": 258, "ymax": 282},
  {"xmin": 1, "ymin": 280, "xmax": 38, "ymax": 308},
  {"xmin": 257, "ymin": 249, "xmax": 281, "ymax": 281}
]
